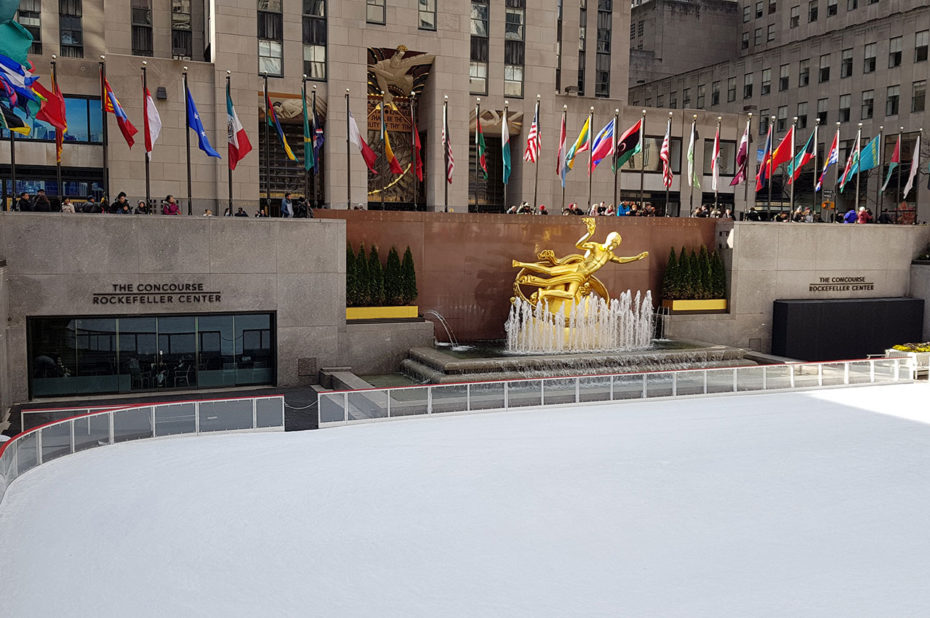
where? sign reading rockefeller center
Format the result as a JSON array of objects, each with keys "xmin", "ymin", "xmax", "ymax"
[
  {"xmin": 92, "ymin": 282, "xmax": 222, "ymax": 305},
  {"xmin": 808, "ymin": 275, "xmax": 875, "ymax": 293}
]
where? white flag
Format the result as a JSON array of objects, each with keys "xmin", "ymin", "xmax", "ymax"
[
  {"xmin": 902, "ymin": 133, "xmax": 921, "ymax": 200},
  {"xmin": 143, "ymin": 88, "xmax": 161, "ymax": 161}
]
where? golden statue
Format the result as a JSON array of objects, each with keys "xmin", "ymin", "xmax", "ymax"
[{"xmin": 511, "ymin": 218, "xmax": 648, "ymax": 314}]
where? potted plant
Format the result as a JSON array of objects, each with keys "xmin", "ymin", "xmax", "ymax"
[{"xmin": 660, "ymin": 246, "xmax": 728, "ymax": 312}]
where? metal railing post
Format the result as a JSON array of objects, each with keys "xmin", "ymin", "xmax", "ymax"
[
  {"xmin": 575, "ymin": 377, "xmax": 580, "ymax": 404},
  {"xmin": 843, "ymin": 362, "xmax": 849, "ymax": 385},
  {"xmin": 343, "ymin": 392, "xmax": 349, "ymax": 424},
  {"xmin": 252, "ymin": 399, "xmax": 258, "ymax": 429},
  {"xmin": 36, "ymin": 430, "xmax": 43, "ymax": 465},
  {"xmin": 641, "ymin": 374, "xmax": 647, "ymax": 398},
  {"xmin": 427, "ymin": 386, "xmax": 433, "ymax": 414},
  {"xmin": 818, "ymin": 363, "xmax": 823, "ymax": 387},
  {"xmin": 194, "ymin": 402, "xmax": 201, "ymax": 433},
  {"xmin": 69, "ymin": 420, "xmax": 75, "ymax": 455},
  {"xmin": 504, "ymin": 382, "xmax": 509, "ymax": 409},
  {"xmin": 466, "ymin": 384, "xmax": 471, "ymax": 412},
  {"xmin": 672, "ymin": 372, "xmax": 678, "ymax": 397},
  {"xmin": 151, "ymin": 406, "xmax": 157, "ymax": 437},
  {"xmin": 789, "ymin": 365, "xmax": 795, "ymax": 389},
  {"xmin": 108, "ymin": 412, "xmax": 115, "ymax": 444}
]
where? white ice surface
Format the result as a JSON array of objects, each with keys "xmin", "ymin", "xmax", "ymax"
[{"xmin": 3, "ymin": 383, "xmax": 930, "ymax": 617}]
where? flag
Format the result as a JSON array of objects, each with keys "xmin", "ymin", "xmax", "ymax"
[
  {"xmin": 816, "ymin": 129, "xmax": 839, "ymax": 191},
  {"xmin": 556, "ymin": 112, "xmax": 566, "ymax": 180},
  {"xmin": 769, "ymin": 126, "xmax": 795, "ymax": 171},
  {"xmin": 0, "ymin": 17, "xmax": 34, "ymax": 66},
  {"xmin": 0, "ymin": 53, "xmax": 38, "ymax": 108},
  {"xmin": 902, "ymin": 133, "xmax": 921, "ymax": 200},
  {"xmin": 265, "ymin": 92, "xmax": 296, "ymax": 161},
  {"xmin": 614, "ymin": 119, "xmax": 642, "ymax": 170},
  {"xmin": 849, "ymin": 134, "xmax": 881, "ymax": 174},
  {"xmin": 312, "ymin": 98, "xmax": 324, "ymax": 170},
  {"xmin": 348, "ymin": 110, "xmax": 377, "ymax": 174},
  {"xmin": 787, "ymin": 128, "xmax": 816, "ymax": 184},
  {"xmin": 442, "ymin": 104, "xmax": 454, "ymax": 184},
  {"xmin": 687, "ymin": 121, "xmax": 700, "ymax": 188},
  {"xmin": 839, "ymin": 130, "xmax": 860, "ymax": 192},
  {"xmin": 381, "ymin": 105, "xmax": 402, "ymax": 175},
  {"xmin": 226, "ymin": 83, "xmax": 250, "ymax": 170},
  {"xmin": 104, "ymin": 78, "xmax": 138, "ymax": 148},
  {"xmin": 502, "ymin": 107, "xmax": 511, "ymax": 185},
  {"xmin": 476, "ymin": 113, "xmax": 488, "ymax": 179},
  {"xmin": 711, "ymin": 125, "xmax": 721, "ymax": 191},
  {"xmin": 143, "ymin": 87, "xmax": 161, "ymax": 162},
  {"xmin": 561, "ymin": 115, "xmax": 590, "ymax": 185},
  {"xmin": 186, "ymin": 87, "xmax": 220, "ymax": 158},
  {"xmin": 0, "ymin": 102, "xmax": 27, "ymax": 134},
  {"xmin": 411, "ymin": 105, "xmax": 422, "ymax": 182},
  {"xmin": 730, "ymin": 118, "xmax": 750, "ymax": 186},
  {"xmin": 881, "ymin": 135, "xmax": 900, "ymax": 193},
  {"xmin": 589, "ymin": 118, "xmax": 615, "ymax": 174},
  {"xmin": 755, "ymin": 125, "xmax": 773, "ymax": 192},
  {"xmin": 32, "ymin": 79, "xmax": 66, "ymax": 131},
  {"xmin": 523, "ymin": 105, "xmax": 539, "ymax": 163},
  {"xmin": 660, "ymin": 120, "xmax": 673, "ymax": 189},
  {"xmin": 302, "ymin": 90, "xmax": 313, "ymax": 172}
]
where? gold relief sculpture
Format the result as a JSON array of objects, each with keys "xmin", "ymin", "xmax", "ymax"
[{"xmin": 511, "ymin": 218, "xmax": 648, "ymax": 315}]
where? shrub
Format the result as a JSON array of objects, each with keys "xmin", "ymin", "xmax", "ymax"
[
  {"xmin": 401, "ymin": 246, "xmax": 418, "ymax": 304},
  {"xmin": 677, "ymin": 247, "xmax": 692, "ymax": 299},
  {"xmin": 711, "ymin": 250, "xmax": 727, "ymax": 298},
  {"xmin": 384, "ymin": 247, "xmax": 403, "ymax": 305},
  {"xmin": 346, "ymin": 244, "xmax": 357, "ymax": 306},
  {"xmin": 662, "ymin": 247, "xmax": 678, "ymax": 300},
  {"xmin": 368, "ymin": 245, "xmax": 385, "ymax": 306},
  {"xmin": 355, "ymin": 243, "xmax": 370, "ymax": 306}
]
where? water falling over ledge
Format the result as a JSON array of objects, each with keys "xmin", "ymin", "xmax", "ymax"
[{"xmin": 505, "ymin": 290, "xmax": 654, "ymax": 354}]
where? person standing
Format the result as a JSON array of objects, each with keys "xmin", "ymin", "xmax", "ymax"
[
  {"xmin": 162, "ymin": 195, "xmax": 180, "ymax": 215},
  {"xmin": 15, "ymin": 191, "xmax": 32, "ymax": 212},
  {"xmin": 60, "ymin": 197, "xmax": 75, "ymax": 213},
  {"xmin": 281, "ymin": 192, "xmax": 293, "ymax": 218},
  {"xmin": 33, "ymin": 189, "xmax": 51, "ymax": 212}
]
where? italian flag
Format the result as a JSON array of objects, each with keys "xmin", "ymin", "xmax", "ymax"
[{"xmin": 226, "ymin": 82, "xmax": 252, "ymax": 170}]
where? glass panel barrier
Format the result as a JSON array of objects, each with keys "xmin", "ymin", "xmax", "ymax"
[
  {"xmin": 764, "ymin": 365, "xmax": 791, "ymax": 390},
  {"xmin": 431, "ymin": 385, "xmax": 469, "ymax": 414},
  {"xmin": 873, "ymin": 359, "xmax": 898, "ymax": 382},
  {"xmin": 155, "ymin": 403, "xmax": 196, "ymax": 436},
  {"xmin": 200, "ymin": 399, "xmax": 253, "ymax": 432},
  {"xmin": 468, "ymin": 382, "xmax": 506, "ymax": 411},
  {"xmin": 848, "ymin": 361, "xmax": 872, "ymax": 385},
  {"xmin": 579, "ymin": 376, "xmax": 612, "ymax": 403},
  {"xmin": 820, "ymin": 363, "xmax": 846, "ymax": 387},
  {"xmin": 256, "ymin": 397, "xmax": 283, "ymax": 428},
  {"xmin": 17, "ymin": 433, "xmax": 39, "ymax": 475},
  {"xmin": 40, "ymin": 422, "xmax": 72, "ymax": 463},
  {"xmin": 645, "ymin": 373, "xmax": 674, "ymax": 398},
  {"xmin": 386, "ymin": 387, "xmax": 428, "ymax": 417},
  {"xmin": 612, "ymin": 374, "xmax": 645, "ymax": 400},
  {"xmin": 543, "ymin": 378, "xmax": 577, "ymax": 406},
  {"xmin": 507, "ymin": 380, "xmax": 542, "ymax": 408},
  {"xmin": 114, "ymin": 407, "xmax": 154, "ymax": 442},
  {"xmin": 676, "ymin": 370, "xmax": 706, "ymax": 396},
  {"xmin": 737, "ymin": 366, "xmax": 765, "ymax": 392},
  {"xmin": 706, "ymin": 368, "xmax": 736, "ymax": 394},
  {"xmin": 792, "ymin": 364, "xmax": 821, "ymax": 389},
  {"xmin": 319, "ymin": 394, "xmax": 347, "ymax": 424},
  {"xmin": 346, "ymin": 391, "xmax": 389, "ymax": 420},
  {"xmin": 73, "ymin": 414, "xmax": 110, "ymax": 452}
]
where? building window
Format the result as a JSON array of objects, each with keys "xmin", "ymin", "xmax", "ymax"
[
  {"xmin": 776, "ymin": 106, "xmax": 787, "ymax": 132},
  {"xmin": 761, "ymin": 68, "xmax": 771, "ymax": 95},
  {"xmin": 27, "ymin": 313, "xmax": 276, "ymax": 398},
  {"xmin": 856, "ymin": 91, "xmax": 874, "ymax": 122},
  {"xmin": 366, "ymin": 0, "xmax": 385, "ymax": 24},
  {"xmin": 303, "ymin": 0, "xmax": 326, "ymax": 80},
  {"xmin": 577, "ymin": 3, "xmax": 586, "ymax": 95},
  {"xmin": 840, "ymin": 48, "xmax": 852, "ymax": 78},
  {"xmin": 759, "ymin": 111, "xmax": 770, "ymax": 135},
  {"xmin": 418, "ymin": 0, "xmax": 436, "ymax": 30},
  {"xmin": 743, "ymin": 73, "xmax": 753, "ymax": 99},
  {"xmin": 670, "ymin": 91, "xmax": 677, "ymax": 108},
  {"xmin": 769, "ymin": 0, "xmax": 776, "ymax": 14},
  {"xmin": 808, "ymin": 0, "xmax": 818, "ymax": 21},
  {"xmin": 886, "ymin": 84, "xmax": 899, "ymax": 116},
  {"xmin": 131, "ymin": 0, "xmax": 153, "ymax": 56},
  {"xmin": 754, "ymin": 28, "xmax": 762, "ymax": 46},
  {"xmin": 637, "ymin": 20, "xmax": 644, "ymax": 36},
  {"xmin": 505, "ymin": 0, "xmax": 525, "ymax": 98},
  {"xmin": 595, "ymin": 0, "xmax": 611, "ymax": 97},
  {"xmin": 695, "ymin": 84, "xmax": 706, "ymax": 108},
  {"xmin": 846, "ymin": 0, "xmax": 857, "ymax": 9},
  {"xmin": 838, "ymin": 94, "xmax": 850, "ymax": 122},
  {"xmin": 59, "ymin": 0, "xmax": 83, "ymax": 58},
  {"xmin": 594, "ymin": 52, "xmax": 610, "ymax": 97},
  {"xmin": 779, "ymin": 64, "xmax": 789, "ymax": 90},
  {"xmin": 470, "ymin": 0, "xmax": 489, "ymax": 94},
  {"xmin": 915, "ymin": 30, "xmax": 928, "ymax": 63},
  {"xmin": 827, "ymin": 0, "xmax": 837, "ymax": 15},
  {"xmin": 767, "ymin": 24, "xmax": 775, "ymax": 41},
  {"xmin": 0, "ymin": 95, "xmax": 103, "ymax": 144},
  {"xmin": 912, "ymin": 80, "xmax": 926, "ymax": 113},
  {"xmin": 711, "ymin": 80, "xmax": 720, "ymax": 106},
  {"xmin": 683, "ymin": 87, "xmax": 691, "ymax": 107},
  {"xmin": 170, "ymin": 0, "xmax": 192, "ymax": 58},
  {"xmin": 797, "ymin": 101, "xmax": 808, "ymax": 129},
  {"xmin": 629, "ymin": 22, "xmax": 635, "ymax": 39},
  {"xmin": 742, "ymin": 32, "xmax": 750, "ymax": 50},
  {"xmin": 743, "ymin": 5, "xmax": 751, "ymax": 22},
  {"xmin": 657, "ymin": 95, "xmax": 664, "ymax": 107},
  {"xmin": 799, "ymin": 58, "xmax": 809, "ymax": 86},
  {"xmin": 756, "ymin": 1, "xmax": 764, "ymax": 18},
  {"xmin": 258, "ymin": 1, "xmax": 283, "ymax": 76},
  {"xmin": 863, "ymin": 42, "xmax": 876, "ymax": 73},
  {"xmin": 18, "ymin": 0, "xmax": 41, "ymax": 55},
  {"xmin": 817, "ymin": 98, "xmax": 828, "ymax": 124},
  {"xmin": 727, "ymin": 77, "xmax": 736, "ymax": 102},
  {"xmin": 577, "ymin": 51, "xmax": 585, "ymax": 95},
  {"xmin": 790, "ymin": 5, "xmax": 799, "ymax": 27},
  {"xmin": 889, "ymin": 36, "xmax": 902, "ymax": 68},
  {"xmin": 819, "ymin": 53, "xmax": 830, "ymax": 82}
]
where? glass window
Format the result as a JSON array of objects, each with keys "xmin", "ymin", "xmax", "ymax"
[
  {"xmin": 790, "ymin": 5, "xmax": 799, "ymax": 27},
  {"xmin": 505, "ymin": 7, "xmax": 525, "ymax": 40},
  {"xmin": 761, "ymin": 68, "xmax": 771, "ymax": 95},
  {"xmin": 596, "ymin": 3, "xmax": 611, "ymax": 53},
  {"xmin": 65, "ymin": 97, "xmax": 89, "ymax": 142},
  {"xmin": 711, "ymin": 80, "xmax": 720, "ymax": 105},
  {"xmin": 59, "ymin": 0, "xmax": 83, "ymax": 58},
  {"xmin": 797, "ymin": 101, "xmax": 808, "ymax": 129},
  {"xmin": 817, "ymin": 97, "xmax": 828, "ymax": 124},
  {"xmin": 743, "ymin": 5, "xmax": 751, "ymax": 22},
  {"xmin": 756, "ymin": 1, "xmax": 764, "ymax": 18},
  {"xmin": 595, "ymin": 52, "xmax": 610, "ymax": 97},
  {"xmin": 418, "ymin": 0, "xmax": 436, "ymax": 30},
  {"xmin": 799, "ymin": 58, "xmax": 809, "ymax": 86},
  {"xmin": 754, "ymin": 28, "xmax": 762, "ymax": 46},
  {"xmin": 469, "ymin": 60, "xmax": 487, "ymax": 94},
  {"xmin": 861, "ymin": 89, "xmax": 873, "ymax": 119},
  {"xmin": 886, "ymin": 84, "xmax": 899, "ymax": 116},
  {"xmin": 779, "ymin": 64, "xmax": 789, "ymax": 90},
  {"xmin": 470, "ymin": 1, "xmax": 489, "ymax": 95},
  {"xmin": 769, "ymin": 0, "xmax": 776, "ymax": 13},
  {"xmin": 840, "ymin": 48, "xmax": 852, "ymax": 78},
  {"xmin": 303, "ymin": 0, "xmax": 327, "ymax": 80},
  {"xmin": 912, "ymin": 80, "xmax": 926, "ymax": 113},
  {"xmin": 367, "ymin": 0, "xmax": 385, "ymax": 24},
  {"xmin": 19, "ymin": 0, "xmax": 42, "ymax": 55},
  {"xmin": 682, "ymin": 87, "xmax": 691, "ymax": 107},
  {"xmin": 846, "ymin": 0, "xmax": 857, "ymax": 9},
  {"xmin": 819, "ymin": 53, "xmax": 830, "ymax": 82},
  {"xmin": 741, "ymin": 31, "xmax": 750, "ymax": 50},
  {"xmin": 767, "ymin": 24, "xmax": 775, "ymax": 41},
  {"xmin": 808, "ymin": 0, "xmax": 818, "ymax": 21},
  {"xmin": 827, "ymin": 0, "xmax": 837, "ymax": 15},
  {"xmin": 670, "ymin": 91, "xmax": 677, "ymax": 108},
  {"xmin": 577, "ymin": 50, "xmax": 585, "ymax": 96},
  {"xmin": 743, "ymin": 72, "xmax": 753, "ymax": 99},
  {"xmin": 131, "ymin": 0, "xmax": 152, "ymax": 57},
  {"xmin": 235, "ymin": 314, "xmax": 274, "ymax": 386},
  {"xmin": 504, "ymin": 2, "xmax": 525, "ymax": 100},
  {"xmin": 696, "ymin": 84, "xmax": 706, "ymax": 108},
  {"xmin": 915, "ymin": 30, "xmax": 928, "ymax": 63},
  {"xmin": 171, "ymin": 0, "xmax": 193, "ymax": 57},
  {"xmin": 471, "ymin": 0, "xmax": 488, "ymax": 36},
  {"xmin": 889, "ymin": 36, "xmax": 902, "ymax": 68},
  {"xmin": 727, "ymin": 77, "xmax": 736, "ymax": 102},
  {"xmin": 703, "ymin": 139, "xmax": 736, "ymax": 175},
  {"xmin": 777, "ymin": 105, "xmax": 788, "ymax": 131},
  {"xmin": 838, "ymin": 94, "xmax": 850, "ymax": 122},
  {"xmin": 863, "ymin": 42, "xmax": 876, "ymax": 73},
  {"xmin": 504, "ymin": 63, "xmax": 524, "ymax": 97},
  {"xmin": 759, "ymin": 111, "xmax": 770, "ymax": 135},
  {"xmin": 258, "ymin": 2, "xmax": 283, "ymax": 76}
]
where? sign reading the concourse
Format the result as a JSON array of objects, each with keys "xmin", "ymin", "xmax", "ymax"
[
  {"xmin": 808, "ymin": 275, "xmax": 875, "ymax": 293},
  {"xmin": 92, "ymin": 282, "xmax": 222, "ymax": 305}
]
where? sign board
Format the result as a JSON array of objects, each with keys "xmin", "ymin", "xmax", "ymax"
[
  {"xmin": 92, "ymin": 282, "xmax": 222, "ymax": 305},
  {"xmin": 808, "ymin": 275, "xmax": 874, "ymax": 293},
  {"xmin": 822, "ymin": 190, "xmax": 834, "ymax": 199}
]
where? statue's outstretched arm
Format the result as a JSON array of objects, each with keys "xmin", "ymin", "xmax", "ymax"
[
  {"xmin": 575, "ymin": 217, "xmax": 596, "ymax": 249},
  {"xmin": 610, "ymin": 251, "xmax": 649, "ymax": 264}
]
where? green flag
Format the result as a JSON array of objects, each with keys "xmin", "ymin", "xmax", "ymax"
[
  {"xmin": 302, "ymin": 91, "xmax": 313, "ymax": 172},
  {"xmin": 477, "ymin": 117, "xmax": 488, "ymax": 179},
  {"xmin": 0, "ymin": 0, "xmax": 33, "ymax": 67}
]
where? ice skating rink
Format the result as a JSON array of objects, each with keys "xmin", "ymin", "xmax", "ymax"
[{"xmin": 2, "ymin": 383, "xmax": 930, "ymax": 617}]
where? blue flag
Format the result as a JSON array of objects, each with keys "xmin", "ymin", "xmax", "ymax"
[{"xmin": 186, "ymin": 87, "xmax": 221, "ymax": 158}]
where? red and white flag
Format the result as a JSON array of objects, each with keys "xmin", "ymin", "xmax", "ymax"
[
  {"xmin": 556, "ymin": 111, "xmax": 566, "ymax": 178},
  {"xmin": 711, "ymin": 125, "xmax": 721, "ymax": 191},
  {"xmin": 523, "ymin": 103, "xmax": 540, "ymax": 163},
  {"xmin": 348, "ymin": 111, "xmax": 378, "ymax": 174},
  {"xmin": 226, "ymin": 82, "xmax": 251, "ymax": 170},
  {"xmin": 442, "ymin": 104, "xmax": 454, "ymax": 184},
  {"xmin": 143, "ymin": 87, "xmax": 161, "ymax": 161},
  {"xmin": 660, "ymin": 120, "xmax": 673, "ymax": 189}
]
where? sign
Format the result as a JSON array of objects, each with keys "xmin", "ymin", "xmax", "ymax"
[
  {"xmin": 808, "ymin": 275, "xmax": 874, "ymax": 293},
  {"xmin": 822, "ymin": 190, "xmax": 834, "ymax": 199},
  {"xmin": 92, "ymin": 282, "xmax": 222, "ymax": 305}
]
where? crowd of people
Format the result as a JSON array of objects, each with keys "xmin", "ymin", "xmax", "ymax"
[{"xmin": 504, "ymin": 200, "xmax": 669, "ymax": 217}]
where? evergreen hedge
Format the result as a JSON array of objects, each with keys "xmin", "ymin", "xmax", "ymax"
[
  {"xmin": 661, "ymin": 245, "xmax": 727, "ymax": 301},
  {"xmin": 345, "ymin": 243, "xmax": 418, "ymax": 306}
]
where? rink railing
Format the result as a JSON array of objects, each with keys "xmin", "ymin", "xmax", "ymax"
[
  {"xmin": 0, "ymin": 396, "xmax": 284, "ymax": 504},
  {"xmin": 317, "ymin": 358, "xmax": 912, "ymax": 427}
]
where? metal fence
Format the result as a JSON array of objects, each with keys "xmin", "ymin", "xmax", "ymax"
[
  {"xmin": 318, "ymin": 358, "xmax": 911, "ymax": 427},
  {"xmin": 0, "ymin": 396, "xmax": 285, "ymax": 504}
]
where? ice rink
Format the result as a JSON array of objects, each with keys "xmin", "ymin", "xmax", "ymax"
[{"xmin": 2, "ymin": 382, "xmax": 930, "ymax": 617}]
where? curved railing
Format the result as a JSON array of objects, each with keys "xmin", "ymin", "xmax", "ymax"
[
  {"xmin": 0, "ymin": 395, "xmax": 284, "ymax": 504},
  {"xmin": 318, "ymin": 358, "xmax": 912, "ymax": 427}
]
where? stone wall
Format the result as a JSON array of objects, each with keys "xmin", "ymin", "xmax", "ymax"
[
  {"xmin": 344, "ymin": 321, "xmax": 435, "ymax": 375},
  {"xmin": 910, "ymin": 264, "xmax": 930, "ymax": 341}
]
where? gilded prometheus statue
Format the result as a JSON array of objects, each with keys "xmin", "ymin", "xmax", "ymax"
[{"xmin": 511, "ymin": 218, "xmax": 648, "ymax": 313}]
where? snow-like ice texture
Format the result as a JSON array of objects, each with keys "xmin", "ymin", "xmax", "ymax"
[{"xmin": 3, "ymin": 383, "xmax": 930, "ymax": 617}]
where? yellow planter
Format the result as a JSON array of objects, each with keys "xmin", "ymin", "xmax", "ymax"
[
  {"xmin": 346, "ymin": 306, "xmax": 419, "ymax": 320},
  {"xmin": 661, "ymin": 299, "xmax": 728, "ymax": 312}
]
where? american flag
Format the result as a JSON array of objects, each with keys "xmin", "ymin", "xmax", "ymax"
[
  {"xmin": 523, "ymin": 104, "xmax": 540, "ymax": 163},
  {"xmin": 660, "ymin": 121, "xmax": 673, "ymax": 188},
  {"xmin": 443, "ymin": 105, "xmax": 454, "ymax": 184}
]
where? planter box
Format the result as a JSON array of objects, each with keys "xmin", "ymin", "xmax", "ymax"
[
  {"xmin": 346, "ymin": 306, "xmax": 418, "ymax": 320},
  {"xmin": 885, "ymin": 349, "xmax": 930, "ymax": 375},
  {"xmin": 661, "ymin": 299, "xmax": 728, "ymax": 312}
]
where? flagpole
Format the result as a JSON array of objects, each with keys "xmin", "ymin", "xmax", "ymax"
[
  {"xmin": 875, "ymin": 125, "xmax": 883, "ymax": 220},
  {"xmin": 345, "ymin": 88, "xmax": 351, "ymax": 209},
  {"xmin": 812, "ymin": 118, "xmax": 819, "ymax": 218},
  {"xmin": 613, "ymin": 108, "xmax": 620, "ymax": 207},
  {"xmin": 262, "ymin": 74, "xmax": 271, "ymax": 212},
  {"xmin": 474, "ymin": 98, "xmax": 480, "ymax": 212},
  {"xmin": 743, "ymin": 114, "xmax": 751, "ymax": 220},
  {"xmin": 504, "ymin": 99, "xmax": 510, "ymax": 212},
  {"xmin": 665, "ymin": 113, "xmax": 672, "ymax": 216},
  {"xmin": 532, "ymin": 94, "xmax": 540, "ymax": 210},
  {"xmin": 312, "ymin": 85, "xmax": 319, "ymax": 208},
  {"xmin": 587, "ymin": 106, "xmax": 593, "ymax": 210},
  {"xmin": 51, "ymin": 56, "xmax": 63, "ymax": 204},
  {"xmin": 768, "ymin": 115, "xmax": 774, "ymax": 215},
  {"xmin": 690, "ymin": 115, "xmax": 697, "ymax": 217},
  {"xmin": 99, "ymin": 56, "xmax": 109, "ymax": 201},
  {"xmin": 789, "ymin": 116, "xmax": 796, "ymax": 215},
  {"xmin": 714, "ymin": 116, "xmax": 721, "ymax": 212},
  {"xmin": 833, "ymin": 123, "xmax": 841, "ymax": 220},
  {"xmin": 143, "ymin": 62, "xmax": 152, "ymax": 213},
  {"xmin": 443, "ymin": 95, "xmax": 449, "ymax": 213},
  {"xmin": 379, "ymin": 91, "xmax": 385, "ymax": 211},
  {"xmin": 303, "ymin": 75, "xmax": 310, "ymax": 208},
  {"xmin": 639, "ymin": 110, "xmax": 646, "ymax": 212},
  {"xmin": 227, "ymin": 71, "xmax": 234, "ymax": 216},
  {"xmin": 560, "ymin": 105, "xmax": 566, "ymax": 213},
  {"xmin": 410, "ymin": 91, "xmax": 418, "ymax": 209},
  {"xmin": 897, "ymin": 126, "xmax": 903, "ymax": 212},
  {"xmin": 8, "ymin": 123, "xmax": 15, "ymax": 206},
  {"xmin": 855, "ymin": 122, "xmax": 862, "ymax": 214},
  {"xmin": 183, "ymin": 68, "xmax": 193, "ymax": 215}
]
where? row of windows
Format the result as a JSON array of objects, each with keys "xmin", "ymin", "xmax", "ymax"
[
  {"xmin": 0, "ymin": 96, "xmax": 102, "ymax": 143},
  {"xmin": 743, "ymin": 0, "xmax": 880, "ymax": 25},
  {"xmin": 130, "ymin": 0, "xmax": 193, "ymax": 59},
  {"xmin": 258, "ymin": 0, "xmax": 326, "ymax": 80},
  {"xmin": 470, "ymin": 0, "xmax": 526, "ymax": 97},
  {"xmin": 366, "ymin": 0, "xmax": 436, "ymax": 30},
  {"xmin": 16, "ymin": 0, "xmax": 83, "ymax": 58}
]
